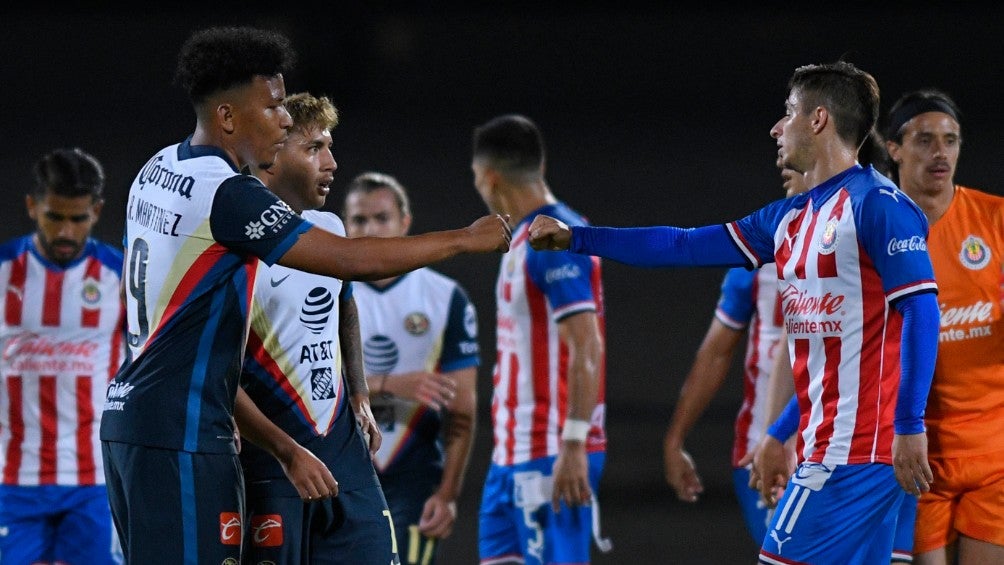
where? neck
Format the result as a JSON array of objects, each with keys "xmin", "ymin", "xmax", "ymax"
[
  {"xmin": 900, "ymin": 182, "xmax": 955, "ymax": 225},
  {"xmin": 191, "ymin": 124, "xmax": 243, "ymax": 169},
  {"xmin": 494, "ymin": 180, "xmax": 556, "ymax": 225},
  {"xmin": 802, "ymin": 142, "xmax": 857, "ymax": 190}
]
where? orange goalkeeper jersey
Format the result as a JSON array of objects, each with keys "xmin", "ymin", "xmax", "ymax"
[{"xmin": 925, "ymin": 185, "xmax": 1004, "ymax": 457}]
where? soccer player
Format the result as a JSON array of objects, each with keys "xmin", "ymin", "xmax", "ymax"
[
  {"xmin": 472, "ymin": 114, "xmax": 612, "ymax": 565},
  {"xmin": 0, "ymin": 147, "xmax": 123, "ymax": 563},
  {"xmin": 99, "ymin": 26, "xmax": 510, "ymax": 563},
  {"xmin": 238, "ymin": 92, "xmax": 400, "ymax": 564},
  {"xmin": 881, "ymin": 89, "xmax": 1004, "ymax": 565},
  {"xmin": 343, "ymin": 172, "xmax": 480, "ymax": 565},
  {"xmin": 662, "ymin": 167, "xmax": 807, "ymax": 545},
  {"xmin": 527, "ymin": 61, "xmax": 940, "ymax": 564}
]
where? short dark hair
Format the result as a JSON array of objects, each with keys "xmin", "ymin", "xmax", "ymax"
[
  {"xmin": 174, "ymin": 26, "xmax": 296, "ymax": 104},
  {"xmin": 883, "ymin": 88, "xmax": 961, "ymax": 144},
  {"xmin": 32, "ymin": 147, "xmax": 105, "ymax": 201},
  {"xmin": 789, "ymin": 61, "xmax": 880, "ymax": 150},
  {"xmin": 343, "ymin": 172, "xmax": 411, "ymax": 218},
  {"xmin": 472, "ymin": 114, "xmax": 545, "ymax": 179}
]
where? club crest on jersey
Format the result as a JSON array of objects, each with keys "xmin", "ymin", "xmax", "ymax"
[
  {"xmin": 817, "ymin": 219, "xmax": 839, "ymax": 255},
  {"xmin": 506, "ymin": 256, "xmax": 516, "ymax": 276},
  {"xmin": 81, "ymin": 277, "xmax": 102, "ymax": 307},
  {"xmin": 404, "ymin": 312, "xmax": 430, "ymax": 335},
  {"xmin": 959, "ymin": 235, "xmax": 991, "ymax": 270}
]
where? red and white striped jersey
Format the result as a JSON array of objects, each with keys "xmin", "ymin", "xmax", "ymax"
[
  {"xmin": 0, "ymin": 236, "xmax": 124, "ymax": 485},
  {"xmin": 491, "ymin": 202, "xmax": 607, "ymax": 466}
]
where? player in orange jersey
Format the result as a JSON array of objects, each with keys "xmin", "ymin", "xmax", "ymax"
[{"xmin": 883, "ymin": 88, "xmax": 1004, "ymax": 565}]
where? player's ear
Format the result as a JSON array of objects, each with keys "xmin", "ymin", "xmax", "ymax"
[
  {"xmin": 811, "ymin": 106, "xmax": 828, "ymax": 134},
  {"xmin": 401, "ymin": 213, "xmax": 413, "ymax": 235},
  {"xmin": 25, "ymin": 193, "xmax": 38, "ymax": 220},
  {"xmin": 217, "ymin": 103, "xmax": 236, "ymax": 134}
]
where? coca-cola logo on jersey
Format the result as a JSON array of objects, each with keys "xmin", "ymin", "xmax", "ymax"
[
  {"xmin": 779, "ymin": 285, "xmax": 845, "ymax": 316},
  {"xmin": 887, "ymin": 236, "xmax": 927, "ymax": 255},
  {"xmin": 2, "ymin": 333, "xmax": 98, "ymax": 360}
]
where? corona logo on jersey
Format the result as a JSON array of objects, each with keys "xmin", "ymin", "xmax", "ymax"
[
  {"xmin": 136, "ymin": 154, "xmax": 195, "ymax": 199},
  {"xmin": 403, "ymin": 312, "xmax": 429, "ymax": 335},
  {"xmin": 299, "ymin": 286, "xmax": 334, "ymax": 334},
  {"xmin": 959, "ymin": 235, "xmax": 991, "ymax": 270}
]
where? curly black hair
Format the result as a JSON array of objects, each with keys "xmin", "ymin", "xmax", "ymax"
[{"xmin": 174, "ymin": 26, "xmax": 296, "ymax": 104}]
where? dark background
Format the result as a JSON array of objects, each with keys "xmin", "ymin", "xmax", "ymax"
[{"xmin": 4, "ymin": 5, "xmax": 1003, "ymax": 563}]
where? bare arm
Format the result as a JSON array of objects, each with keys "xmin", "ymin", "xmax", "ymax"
[
  {"xmin": 418, "ymin": 366, "xmax": 476, "ymax": 538},
  {"xmin": 234, "ymin": 387, "xmax": 339, "ymax": 500},
  {"xmin": 339, "ymin": 295, "xmax": 381, "ymax": 455},
  {"xmin": 663, "ymin": 318, "xmax": 743, "ymax": 502},
  {"xmin": 279, "ymin": 215, "xmax": 510, "ymax": 280},
  {"xmin": 552, "ymin": 311, "xmax": 603, "ymax": 511}
]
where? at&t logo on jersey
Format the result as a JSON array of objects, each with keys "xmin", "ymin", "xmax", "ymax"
[
  {"xmin": 817, "ymin": 219, "xmax": 839, "ymax": 255},
  {"xmin": 959, "ymin": 235, "xmax": 991, "ymax": 270},
  {"xmin": 244, "ymin": 201, "xmax": 296, "ymax": 240},
  {"xmin": 251, "ymin": 514, "xmax": 284, "ymax": 547},
  {"xmin": 887, "ymin": 235, "xmax": 927, "ymax": 256},
  {"xmin": 299, "ymin": 287, "xmax": 334, "ymax": 334},
  {"xmin": 363, "ymin": 335, "xmax": 398, "ymax": 374}
]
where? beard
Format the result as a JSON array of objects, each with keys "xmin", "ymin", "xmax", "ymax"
[{"xmin": 38, "ymin": 235, "xmax": 82, "ymax": 267}]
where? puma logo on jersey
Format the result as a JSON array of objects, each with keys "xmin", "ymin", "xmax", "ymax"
[
  {"xmin": 770, "ymin": 530, "xmax": 792, "ymax": 553},
  {"xmin": 878, "ymin": 188, "xmax": 900, "ymax": 201}
]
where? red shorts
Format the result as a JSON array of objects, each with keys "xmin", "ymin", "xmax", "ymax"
[{"xmin": 914, "ymin": 450, "xmax": 1004, "ymax": 553}]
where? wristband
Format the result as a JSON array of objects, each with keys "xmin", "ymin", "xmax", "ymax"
[{"xmin": 561, "ymin": 419, "xmax": 591, "ymax": 442}]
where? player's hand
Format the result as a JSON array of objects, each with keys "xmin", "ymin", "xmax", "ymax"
[
  {"xmin": 552, "ymin": 440, "xmax": 592, "ymax": 512},
  {"xmin": 744, "ymin": 435, "xmax": 793, "ymax": 509},
  {"xmin": 663, "ymin": 439, "xmax": 703, "ymax": 502},
  {"xmin": 528, "ymin": 215, "xmax": 572, "ymax": 251},
  {"xmin": 418, "ymin": 491, "xmax": 457, "ymax": 539},
  {"xmin": 350, "ymin": 393, "xmax": 382, "ymax": 456},
  {"xmin": 278, "ymin": 444, "xmax": 339, "ymax": 502},
  {"xmin": 893, "ymin": 432, "xmax": 933, "ymax": 496},
  {"xmin": 390, "ymin": 371, "xmax": 456, "ymax": 411},
  {"xmin": 465, "ymin": 214, "xmax": 512, "ymax": 253}
]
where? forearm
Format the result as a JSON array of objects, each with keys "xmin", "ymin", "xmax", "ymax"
[
  {"xmin": 339, "ymin": 297, "xmax": 368, "ymax": 397},
  {"xmin": 438, "ymin": 408, "xmax": 474, "ymax": 501},
  {"xmin": 234, "ymin": 387, "xmax": 298, "ymax": 461},
  {"xmin": 666, "ymin": 346, "xmax": 734, "ymax": 448},
  {"xmin": 894, "ymin": 292, "xmax": 939, "ymax": 434},
  {"xmin": 570, "ymin": 225, "xmax": 746, "ymax": 268}
]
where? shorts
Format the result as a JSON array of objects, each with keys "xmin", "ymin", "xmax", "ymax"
[
  {"xmin": 758, "ymin": 462, "xmax": 904, "ymax": 565},
  {"xmin": 914, "ymin": 450, "xmax": 1004, "ymax": 553},
  {"xmin": 733, "ymin": 466, "xmax": 771, "ymax": 546},
  {"xmin": 102, "ymin": 441, "xmax": 244, "ymax": 564},
  {"xmin": 0, "ymin": 484, "xmax": 122, "ymax": 564},
  {"xmin": 479, "ymin": 452, "xmax": 608, "ymax": 565},
  {"xmin": 380, "ymin": 468, "xmax": 442, "ymax": 565}
]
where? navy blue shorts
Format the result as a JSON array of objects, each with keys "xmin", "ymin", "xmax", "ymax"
[
  {"xmin": 380, "ymin": 468, "xmax": 442, "ymax": 565},
  {"xmin": 102, "ymin": 441, "xmax": 245, "ymax": 564}
]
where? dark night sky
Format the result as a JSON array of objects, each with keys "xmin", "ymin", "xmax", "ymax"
[{"xmin": 3, "ymin": 5, "xmax": 1002, "ymax": 562}]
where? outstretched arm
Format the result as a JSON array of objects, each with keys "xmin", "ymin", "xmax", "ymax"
[
  {"xmin": 280, "ymin": 215, "xmax": 510, "ymax": 280},
  {"xmin": 527, "ymin": 215, "xmax": 747, "ymax": 268},
  {"xmin": 663, "ymin": 318, "xmax": 743, "ymax": 502}
]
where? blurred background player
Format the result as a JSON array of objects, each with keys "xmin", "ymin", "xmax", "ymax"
[
  {"xmin": 472, "ymin": 114, "xmax": 612, "ymax": 565},
  {"xmin": 343, "ymin": 172, "xmax": 480, "ymax": 565},
  {"xmin": 882, "ymin": 88, "xmax": 1004, "ymax": 565},
  {"xmin": 0, "ymin": 147, "xmax": 123, "ymax": 564},
  {"xmin": 239, "ymin": 92, "xmax": 400, "ymax": 564},
  {"xmin": 662, "ymin": 166, "xmax": 807, "ymax": 546}
]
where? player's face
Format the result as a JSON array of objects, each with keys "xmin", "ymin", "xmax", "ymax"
[
  {"xmin": 232, "ymin": 75, "xmax": 293, "ymax": 171},
  {"xmin": 770, "ymin": 89, "xmax": 812, "ymax": 174},
  {"xmin": 26, "ymin": 192, "xmax": 102, "ymax": 266},
  {"xmin": 886, "ymin": 111, "xmax": 959, "ymax": 194},
  {"xmin": 343, "ymin": 187, "xmax": 411, "ymax": 239},
  {"xmin": 780, "ymin": 168, "xmax": 808, "ymax": 197},
  {"xmin": 260, "ymin": 124, "xmax": 336, "ymax": 213}
]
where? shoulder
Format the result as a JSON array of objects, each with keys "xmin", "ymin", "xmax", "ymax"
[
  {"xmin": 300, "ymin": 209, "xmax": 343, "ymax": 235},
  {"xmin": 89, "ymin": 239, "xmax": 125, "ymax": 272},
  {"xmin": 0, "ymin": 235, "xmax": 31, "ymax": 262}
]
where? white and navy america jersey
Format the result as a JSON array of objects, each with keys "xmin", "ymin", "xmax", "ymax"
[
  {"xmin": 241, "ymin": 210, "xmax": 347, "ymax": 450},
  {"xmin": 728, "ymin": 165, "xmax": 937, "ymax": 466},
  {"xmin": 100, "ymin": 138, "xmax": 311, "ymax": 454},
  {"xmin": 714, "ymin": 266, "xmax": 783, "ymax": 467},
  {"xmin": 353, "ymin": 268, "xmax": 479, "ymax": 476},
  {"xmin": 0, "ymin": 236, "xmax": 123, "ymax": 485},
  {"xmin": 492, "ymin": 202, "xmax": 607, "ymax": 467}
]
